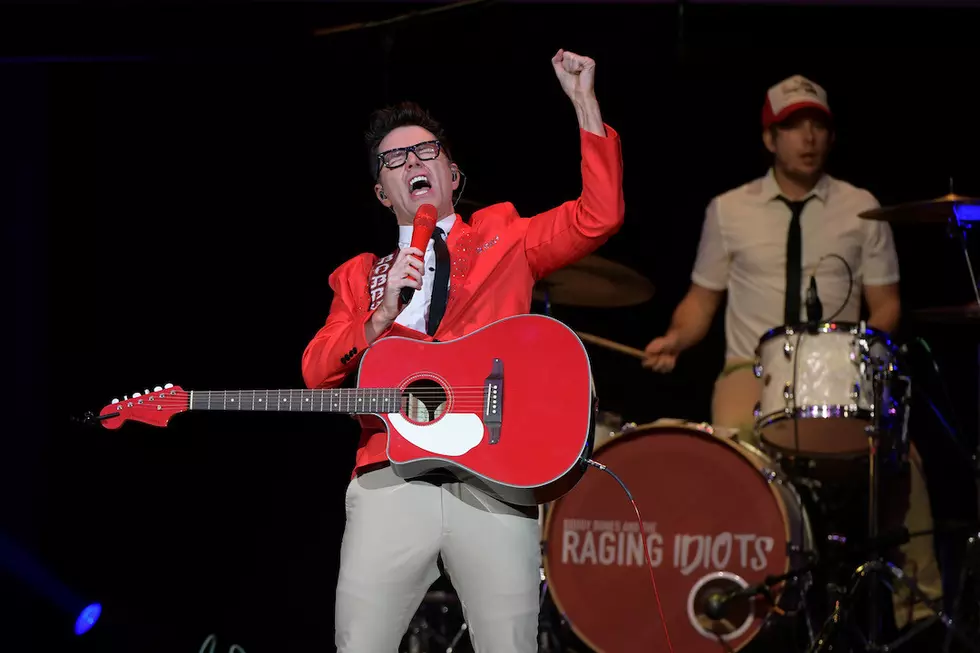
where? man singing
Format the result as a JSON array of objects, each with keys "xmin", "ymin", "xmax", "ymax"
[
  {"xmin": 642, "ymin": 75, "xmax": 941, "ymax": 644},
  {"xmin": 301, "ymin": 50, "xmax": 624, "ymax": 651}
]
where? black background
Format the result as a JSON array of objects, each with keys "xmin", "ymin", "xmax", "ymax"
[{"xmin": 4, "ymin": 1, "xmax": 980, "ymax": 651}]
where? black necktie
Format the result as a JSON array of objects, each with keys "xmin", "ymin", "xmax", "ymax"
[
  {"xmin": 777, "ymin": 196, "xmax": 814, "ymax": 325},
  {"xmin": 427, "ymin": 227, "xmax": 450, "ymax": 336}
]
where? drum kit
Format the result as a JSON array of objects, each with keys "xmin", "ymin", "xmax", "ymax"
[{"xmin": 400, "ymin": 192, "xmax": 980, "ymax": 653}]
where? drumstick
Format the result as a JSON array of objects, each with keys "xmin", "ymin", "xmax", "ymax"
[{"xmin": 575, "ymin": 331, "xmax": 646, "ymax": 360}]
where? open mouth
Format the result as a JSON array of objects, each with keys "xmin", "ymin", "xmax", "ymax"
[{"xmin": 409, "ymin": 174, "xmax": 432, "ymax": 197}]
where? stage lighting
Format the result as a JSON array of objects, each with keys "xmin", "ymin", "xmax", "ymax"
[{"xmin": 74, "ymin": 603, "xmax": 101, "ymax": 636}]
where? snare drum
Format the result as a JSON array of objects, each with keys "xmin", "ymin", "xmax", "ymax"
[
  {"xmin": 753, "ymin": 323, "xmax": 900, "ymax": 458},
  {"xmin": 542, "ymin": 421, "xmax": 812, "ymax": 653}
]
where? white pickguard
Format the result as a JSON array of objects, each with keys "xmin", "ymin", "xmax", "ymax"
[{"xmin": 386, "ymin": 413, "xmax": 485, "ymax": 457}]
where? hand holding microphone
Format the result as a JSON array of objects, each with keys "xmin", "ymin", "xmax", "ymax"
[
  {"xmin": 376, "ymin": 204, "xmax": 437, "ymax": 325},
  {"xmin": 399, "ymin": 204, "xmax": 437, "ymax": 305}
]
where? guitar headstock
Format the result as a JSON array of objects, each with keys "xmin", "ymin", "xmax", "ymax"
[{"xmin": 98, "ymin": 383, "xmax": 189, "ymax": 429}]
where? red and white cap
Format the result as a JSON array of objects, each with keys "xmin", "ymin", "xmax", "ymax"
[{"xmin": 762, "ymin": 75, "xmax": 831, "ymax": 128}]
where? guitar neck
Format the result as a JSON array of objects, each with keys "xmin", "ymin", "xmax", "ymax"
[{"xmin": 188, "ymin": 388, "xmax": 401, "ymax": 415}]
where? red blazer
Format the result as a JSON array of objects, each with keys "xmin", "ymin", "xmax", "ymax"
[{"xmin": 302, "ymin": 124, "xmax": 625, "ymax": 477}]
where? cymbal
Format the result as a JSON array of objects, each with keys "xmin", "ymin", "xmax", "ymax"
[
  {"xmin": 859, "ymin": 194, "xmax": 980, "ymax": 224},
  {"xmin": 912, "ymin": 303, "xmax": 980, "ymax": 325},
  {"xmin": 533, "ymin": 254, "xmax": 655, "ymax": 308}
]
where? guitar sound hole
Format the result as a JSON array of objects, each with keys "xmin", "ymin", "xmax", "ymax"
[{"xmin": 401, "ymin": 378, "xmax": 448, "ymax": 424}]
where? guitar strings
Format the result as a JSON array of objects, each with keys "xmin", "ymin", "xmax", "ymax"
[{"xmin": 103, "ymin": 394, "xmax": 510, "ymax": 414}]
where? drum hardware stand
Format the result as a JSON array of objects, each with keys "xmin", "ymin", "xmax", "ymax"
[
  {"xmin": 920, "ymin": 195, "xmax": 980, "ymax": 653},
  {"xmin": 702, "ymin": 551, "xmax": 819, "ymax": 653},
  {"xmin": 942, "ymin": 531, "xmax": 980, "ymax": 653},
  {"xmin": 706, "ymin": 554, "xmax": 821, "ymax": 619},
  {"xmin": 805, "ymin": 370, "xmax": 978, "ymax": 653},
  {"xmin": 784, "ymin": 481, "xmax": 821, "ymax": 649},
  {"xmin": 402, "ymin": 561, "xmax": 473, "ymax": 653},
  {"xmin": 943, "ymin": 189, "xmax": 980, "ymax": 311},
  {"xmin": 536, "ymin": 573, "xmax": 564, "ymax": 651},
  {"xmin": 405, "ymin": 611, "xmax": 471, "ymax": 653},
  {"xmin": 941, "ymin": 187, "xmax": 980, "ymax": 536},
  {"xmin": 402, "ymin": 573, "xmax": 568, "ymax": 653},
  {"xmin": 403, "ymin": 600, "xmax": 468, "ymax": 653},
  {"xmin": 809, "ymin": 558, "xmax": 979, "ymax": 653}
]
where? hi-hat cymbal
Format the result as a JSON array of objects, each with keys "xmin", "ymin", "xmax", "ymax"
[
  {"xmin": 912, "ymin": 303, "xmax": 980, "ymax": 325},
  {"xmin": 533, "ymin": 254, "xmax": 655, "ymax": 308},
  {"xmin": 859, "ymin": 194, "xmax": 980, "ymax": 224}
]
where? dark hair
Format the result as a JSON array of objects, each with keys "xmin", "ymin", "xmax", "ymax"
[{"xmin": 365, "ymin": 101, "xmax": 452, "ymax": 178}]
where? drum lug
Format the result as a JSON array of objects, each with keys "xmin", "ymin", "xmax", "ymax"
[
  {"xmin": 783, "ymin": 340, "xmax": 794, "ymax": 358},
  {"xmin": 783, "ymin": 382, "xmax": 794, "ymax": 403},
  {"xmin": 760, "ymin": 466, "xmax": 777, "ymax": 484},
  {"xmin": 852, "ymin": 336, "xmax": 871, "ymax": 365},
  {"xmin": 753, "ymin": 361, "xmax": 763, "ymax": 378},
  {"xmin": 753, "ymin": 401, "xmax": 761, "ymax": 418},
  {"xmin": 851, "ymin": 383, "xmax": 860, "ymax": 400}
]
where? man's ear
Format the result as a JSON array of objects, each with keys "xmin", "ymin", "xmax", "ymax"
[
  {"xmin": 762, "ymin": 128, "xmax": 777, "ymax": 154},
  {"xmin": 374, "ymin": 182, "xmax": 392, "ymax": 208},
  {"xmin": 450, "ymin": 164, "xmax": 460, "ymax": 191}
]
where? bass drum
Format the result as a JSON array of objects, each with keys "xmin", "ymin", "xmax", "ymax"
[{"xmin": 542, "ymin": 421, "xmax": 812, "ymax": 653}]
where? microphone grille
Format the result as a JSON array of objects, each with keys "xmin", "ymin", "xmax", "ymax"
[{"xmin": 415, "ymin": 203, "xmax": 438, "ymax": 228}]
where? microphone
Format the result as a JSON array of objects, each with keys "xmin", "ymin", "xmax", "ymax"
[
  {"xmin": 703, "ymin": 584, "xmax": 768, "ymax": 620},
  {"xmin": 399, "ymin": 204, "xmax": 438, "ymax": 305},
  {"xmin": 805, "ymin": 275, "xmax": 823, "ymax": 330}
]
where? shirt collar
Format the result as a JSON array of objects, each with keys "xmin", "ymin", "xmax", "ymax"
[
  {"xmin": 758, "ymin": 167, "xmax": 831, "ymax": 204},
  {"xmin": 398, "ymin": 213, "xmax": 457, "ymax": 249}
]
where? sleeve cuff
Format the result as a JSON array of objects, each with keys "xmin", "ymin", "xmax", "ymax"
[
  {"xmin": 863, "ymin": 275, "xmax": 900, "ymax": 286},
  {"xmin": 581, "ymin": 123, "xmax": 619, "ymax": 142},
  {"xmin": 337, "ymin": 310, "xmax": 388, "ymax": 368},
  {"xmin": 691, "ymin": 273, "xmax": 728, "ymax": 292}
]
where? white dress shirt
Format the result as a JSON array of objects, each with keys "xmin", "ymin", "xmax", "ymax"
[
  {"xmin": 395, "ymin": 213, "xmax": 457, "ymax": 333},
  {"xmin": 692, "ymin": 168, "xmax": 900, "ymax": 361}
]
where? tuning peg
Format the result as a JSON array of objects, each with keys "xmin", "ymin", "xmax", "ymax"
[
  {"xmin": 154, "ymin": 386, "xmax": 163, "ymax": 392},
  {"xmin": 111, "ymin": 398, "xmax": 120, "ymax": 404},
  {"xmin": 132, "ymin": 392, "xmax": 141, "ymax": 398},
  {"xmin": 164, "ymin": 383, "xmax": 173, "ymax": 389},
  {"xmin": 144, "ymin": 389, "xmax": 150, "ymax": 395},
  {"xmin": 124, "ymin": 395, "xmax": 129, "ymax": 401}
]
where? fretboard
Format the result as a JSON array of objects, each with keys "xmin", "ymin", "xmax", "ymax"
[{"xmin": 188, "ymin": 388, "xmax": 402, "ymax": 414}]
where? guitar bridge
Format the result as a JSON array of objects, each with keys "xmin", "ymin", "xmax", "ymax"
[{"xmin": 484, "ymin": 358, "xmax": 503, "ymax": 444}]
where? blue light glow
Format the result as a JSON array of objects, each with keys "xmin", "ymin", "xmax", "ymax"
[
  {"xmin": 955, "ymin": 203, "xmax": 980, "ymax": 223},
  {"xmin": 74, "ymin": 603, "xmax": 101, "ymax": 636}
]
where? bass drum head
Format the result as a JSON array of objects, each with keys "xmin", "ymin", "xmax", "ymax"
[{"xmin": 543, "ymin": 422, "xmax": 801, "ymax": 653}]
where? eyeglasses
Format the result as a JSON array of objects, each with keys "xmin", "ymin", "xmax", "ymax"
[{"xmin": 376, "ymin": 140, "xmax": 443, "ymax": 175}]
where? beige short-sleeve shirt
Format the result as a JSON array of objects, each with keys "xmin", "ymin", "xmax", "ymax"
[{"xmin": 692, "ymin": 168, "xmax": 900, "ymax": 361}]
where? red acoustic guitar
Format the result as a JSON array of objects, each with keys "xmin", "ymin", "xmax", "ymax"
[{"xmin": 97, "ymin": 314, "xmax": 597, "ymax": 506}]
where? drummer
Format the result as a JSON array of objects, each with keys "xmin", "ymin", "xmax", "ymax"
[{"xmin": 642, "ymin": 75, "xmax": 941, "ymax": 642}]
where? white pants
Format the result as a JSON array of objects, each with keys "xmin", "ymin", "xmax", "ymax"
[{"xmin": 335, "ymin": 465, "xmax": 542, "ymax": 652}]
